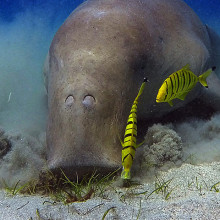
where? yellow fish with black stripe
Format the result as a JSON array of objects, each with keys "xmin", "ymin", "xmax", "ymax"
[
  {"xmin": 156, "ymin": 64, "xmax": 216, "ymax": 106},
  {"xmin": 119, "ymin": 78, "xmax": 148, "ymax": 179}
]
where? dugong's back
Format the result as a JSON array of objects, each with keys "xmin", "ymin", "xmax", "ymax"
[{"xmin": 47, "ymin": 0, "xmax": 214, "ymax": 177}]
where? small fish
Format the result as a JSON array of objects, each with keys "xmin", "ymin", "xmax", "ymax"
[
  {"xmin": 119, "ymin": 78, "xmax": 148, "ymax": 179},
  {"xmin": 156, "ymin": 64, "xmax": 216, "ymax": 106}
]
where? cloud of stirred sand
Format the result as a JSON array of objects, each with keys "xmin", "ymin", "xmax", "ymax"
[
  {"xmin": 0, "ymin": 10, "xmax": 54, "ymax": 134},
  {"xmin": 0, "ymin": 5, "xmax": 67, "ymax": 186},
  {"xmin": 175, "ymin": 113, "xmax": 220, "ymax": 163}
]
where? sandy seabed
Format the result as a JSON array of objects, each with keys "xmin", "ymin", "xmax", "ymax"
[{"xmin": 0, "ymin": 162, "xmax": 220, "ymax": 220}]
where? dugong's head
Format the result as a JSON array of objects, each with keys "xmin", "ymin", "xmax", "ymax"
[{"xmin": 46, "ymin": 0, "xmax": 156, "ymax": 177}]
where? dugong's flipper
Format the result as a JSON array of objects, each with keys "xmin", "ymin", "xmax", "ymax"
[{"xmin": 201, "ymin": 26, "xmax": 220, "ymax": 109}]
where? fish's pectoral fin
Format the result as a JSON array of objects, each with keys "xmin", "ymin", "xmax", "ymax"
[
  {"xmin": 115, "ymin": 127, "xmax": 124, "ymax": 147},
  {"xmin": 115, "ymin": 121, "xmax": 124, "ymax": 147},
  {"xmin": 136, "ymin": 139, "xmax": 145, "ymax": 148},
  {"xmin": 168, "ymin": 100, "xmax": 173, "ymax": 106},
  {"xmin": 177, "ymin": 92, "xmax": 188, "ymax": 101},
  {"xmin": 117, "ymin": 132, "xmax": 124, "ymax": 147}
]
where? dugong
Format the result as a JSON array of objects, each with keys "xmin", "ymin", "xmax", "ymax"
[{"xmin": 45, "ymin": 0, "xmax": 220, "ymax": 177}]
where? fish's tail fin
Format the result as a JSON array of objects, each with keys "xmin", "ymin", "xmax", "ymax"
[
  {"xmin": 121, "ymin": 169, "xmax": 131, "ymax": 179},
  {"xmin": 198, "ymin": 66, "xmax": 216, "ymax": 88}
]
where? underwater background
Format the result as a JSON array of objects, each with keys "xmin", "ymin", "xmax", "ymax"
[{"xmin": 0, "ymin": 0, "xmax": 220, "ymax": 185}]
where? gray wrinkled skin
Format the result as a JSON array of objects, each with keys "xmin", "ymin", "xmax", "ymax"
[{"xmin": 45, "ymin": 0, "xmax": 220, "ymax": 177}]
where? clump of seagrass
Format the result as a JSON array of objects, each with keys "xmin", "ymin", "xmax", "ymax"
[
  {"xmin": 135, "ymin": 176, "xmax": 174, "ymax": 200},
  {"xmin": 3, "ymin": 169, "xmax": 119, "ymax": 204},
  {"xmin": 142, "ymin": 124, "xmax": 183, "ymax": 170}
]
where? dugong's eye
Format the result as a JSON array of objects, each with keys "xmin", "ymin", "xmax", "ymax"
[
  {"xmin": 82, "ymin": 95, "xmax": 96, "ymax": 108},
  {"xmin": 65, "ymin": 95, "xmax": 75, "ymax": 107}
]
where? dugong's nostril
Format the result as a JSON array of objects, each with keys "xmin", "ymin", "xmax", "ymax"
[
  {"xmin": 65, "ymin": 95, "xmax": 74, "ymax": 107},
  {"xmin": 82, "ymin": 95, "xmax": 95, "ymax": 108}
]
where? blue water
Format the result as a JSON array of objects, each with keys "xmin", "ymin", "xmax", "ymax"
[
  {"xmin": 0, "ymin": 0, "xmax": 219, "ymax": 38},
  {"xmin": 184, "ymin": 0, "xmax": 220, "ymax": 32},
  {"xmin": 1, "ymin": 0, "xmax": 220, "ymax": 26},
  {"xmin": 0, "ymin": 0, "xmax": 84, "ymax": 25}
]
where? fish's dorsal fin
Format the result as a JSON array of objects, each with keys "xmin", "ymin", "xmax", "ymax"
[
  {"xmin": 183, "ymin": 64, "xmax": 190, "ymax": 70},
  {"xmin": 177, "ymin": 92, "xmax": 188, "ymax": 101}
]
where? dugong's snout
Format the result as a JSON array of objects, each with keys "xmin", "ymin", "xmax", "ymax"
[{"xmin": 46, "ymin": 85, "xmax": 123, "ymax": 178}]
